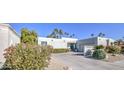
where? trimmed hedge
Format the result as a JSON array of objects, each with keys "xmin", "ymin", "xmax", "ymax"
[
  {"xmin": 53, "ymin": 48, "xmax": 69, "ymax": 53},
  {"xmin": 2, "ymin": 44, "xmax": 53, "ymax": 70},
  {"xmin": 93, "ymin": 49, "xmax": 106, "ymax": 59},
  {"xmin": 95, "ymin": 45, "xmax": 104, "ymax": 50}
]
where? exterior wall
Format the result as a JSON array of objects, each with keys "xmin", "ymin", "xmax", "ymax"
[
  {"xmin": 8, "ymin": 27, "xmax": 20, "ymax": 46},
  {"xmin": 76, "ymin": 37, "xmax": 97, "ymax": 52},
  {"xmin": 97, "ymin": 37, "xmax": 115, "ymax": 46},
  {"xmin": 0, "ymin": 25, "xmax": 9, "ymax": 63},
  {"xmin": 77, "ymin": 37, "xmax": 115, "ymax": 52},
  {"xmin": 38, "ymin": 37, "xmax": 78, "ymax": 49},
  {"xmin": 77, "ymin": 37, "xmax": 97, "ymax": 45},
  {"xmin": 61, "ymin": 37, "xmax": 78, "ymax": 43},
  {"xmin": 0, "ymin": 24, "xmax": 20, "ymax": 66},
  {"xmin": 38, "ymin": 37, "xmax": 67, "ymax": 48}
]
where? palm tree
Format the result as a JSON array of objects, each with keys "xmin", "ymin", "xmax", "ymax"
[
  {"xmin": 98, "ymin": 32, "xmax": 105, "ymax": 37},
  {"xmin": 98, "ymin": 32, "xmax": 103, "ymax": 37},
  {"xmin": 47, "ymin": 29, "xmax": 76, "ymax": 39},
  {"xmin": 59, "ymin": 29, "xmax": 64, "ymax": 38},
  {"xmin": 53, "ymin": 28, "xmax": 59, "ymax": 38},
  {"xmin": 91, "ymin": 34, "xmax": 94, "ymax": 37},
  {"xmin": 70, "ymin": 34, "xmax": 75, "ymax": 38},
  {"xmin": 64, "ymin": 32, "xmax": 69, "ymax": 37},
  {"xmin": 102, "ymin": 33, "xmax": 105, "ymax": 37},
  {"xmin": 47, "ymin": 28, "xmax": 59, "ymax": 38}
]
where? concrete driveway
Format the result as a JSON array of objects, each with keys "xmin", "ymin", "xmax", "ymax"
[{"xmin": 51, "ymin": 52, "xmax": 124, "ymax": 70}]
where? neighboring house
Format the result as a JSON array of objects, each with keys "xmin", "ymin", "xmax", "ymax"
[
  {"xmin": 0, "ymin": 24, "xmax": 20, "ymax": 66},
  {"xmin": 76, "ymin": 37, "xmax": 115, "ymax": 53},
  {"xmin": 38, "ymin": 37, "xmax": 78, "ymax": 50}
]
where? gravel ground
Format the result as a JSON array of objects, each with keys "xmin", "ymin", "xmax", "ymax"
[
  {"xmin": 45, "ymin": 57, "xmax": 69, "ymax": 70},
  {"xmin": 105, "ymin": 54, "xmax": 124, "ymax": 62}
]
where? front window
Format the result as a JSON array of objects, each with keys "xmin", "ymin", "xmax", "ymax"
[{"xmin": 41, "ymin": 41, "xmax": 47, "ymax": 46}]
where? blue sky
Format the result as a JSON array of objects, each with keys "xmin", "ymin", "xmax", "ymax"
[{"xmin": 10, "ymin": 23, "xmax": 124, "ymax": 40}]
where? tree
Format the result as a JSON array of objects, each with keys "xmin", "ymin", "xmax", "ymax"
[
  {"xmin": 102, "ymin": 33, "xmax": 105, "ymax": 37},
  {"xmin": 53, "ymin": 28, "xmax": 59, "ymax": 38},
  {"xmin": 59, "ymin": 29, "xmax": 64, "ymax": 38},
  {"xmin": 98, "ymin": 32, "xmax": 105, "ymax": 37},
  {"xmin": 91, "ymin": 34, "xmax": 94, "ymax": 37},
  {"xmin": 64, "ymin": 32, "xmax": 69, "ymax": 37},
  {"xmin": 31, "ymin": 31, "xmax": 38, "ymax": 45},
  {"xmin": 47, "ymin": 28, "xmax": 76, "ymax": 39},
  {"xmin": 72, "ymin": 34, "xmax": 75, "ymax": 38},
  {"xmin": 21, "ymin": 28, "xmax": 29, "ymax": 43},
  {"xmin": 47, "ymin": 28, "xmax": 59, "ymax": 38},
  {"xmin": 21, "ymin": 28, "xmax": 38, "ymax": 45},
  {"xmin": 69, "ymin": 34, "xmax": 75, "ymax": 38},
  {"xmin": 47, "ymin": 28, "xmax": 69, "ymax": 38}
]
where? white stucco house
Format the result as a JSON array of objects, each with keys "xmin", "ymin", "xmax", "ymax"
[
  {"xmin": 76, "ymin": 37, "xmax": 115, "ymax": 53},
  {"xmin": 0, "ymin": 24, "xmax": 20, "ymax": 66},
  {"xmin": 38, "ymin": 37, "xmax": 78, "ymax": 50},
  {"xmin": 0, "ymin": 23, "xmax": 116, "ymax": 66},
  {"xmin": 38, "ymin": 36, "xmax": 115, "ymax": 53}
]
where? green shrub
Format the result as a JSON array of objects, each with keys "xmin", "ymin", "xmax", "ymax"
[
  {"xmin": 95, "ymin": 45, "xmax": 104, "ymax": 50},
  {"xmin": 2, "ymin": 44, "xmax": 53, "ymax": 70},
  {"xmin": 92, "ymin": 49, "xmax": 106, "ymax": 59},
  {"xmin": 106, "ymin": 46, "xmax": 121, "ymax": 55},
  {"xmin": 53, "ymin": 48, "xmax": 69, "ymax": 53},
  {"xmin": 85, "ymin": 49, "xmax": 93, "ymax": 57}
]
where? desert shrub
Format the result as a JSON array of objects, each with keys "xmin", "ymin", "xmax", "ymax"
[
  {"xmin": 92, "ymin": 49, "xmax": 106, "ymax": 59},
  {"xmin": 121, "ymin": 47, "xmax": 124, "ymax": 54},
  {"xmin": 85, "ymin": 49, "xmax": 93, "ymax": 57},
  {"xmin": 2, "ymin": 44, "xmax": 53, "ymax": 70},
  {"xmin": 53, "ymin": 48, "xmax": 69, "ymax": 53},
  {"xmin": 106, "ymin": 46, "xmax": 121, "ymax": 55},
  {"xmin": 105, "ymin": 46, "xmax": 110, "ymax": 53},
  {"xmin": 95, "ymin": 45, "xmax": 104, "ymax": 50}
]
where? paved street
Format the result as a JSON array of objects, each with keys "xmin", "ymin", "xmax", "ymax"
[{"xmin": 51, "ymin": 52, "xmax": 124, "ymax": 70}]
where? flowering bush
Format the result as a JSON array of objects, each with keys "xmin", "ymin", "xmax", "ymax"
[{"xmin": 2, "ymin": 44, "xmax": 53, "ymax": 70}]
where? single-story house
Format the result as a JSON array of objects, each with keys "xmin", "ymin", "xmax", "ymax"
[
  {"xmin": 38, "ymin": 37, "xmax": 78, "ymax": 50},
  {"xmin": 76, "ymin": 37, "xmax": 115, "ymax": 53},
  {"xmin": 0, "ymin": 24, "xmax": 116, "ymax": 65},
  {"xmin": 0, "ymin": 24, "xmax": 20, "ymax": 66}
]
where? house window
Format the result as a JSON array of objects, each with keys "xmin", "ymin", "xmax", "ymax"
[{"xmin": 41, "ymin": 41, "xmax": 47, "ymax": 46}]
